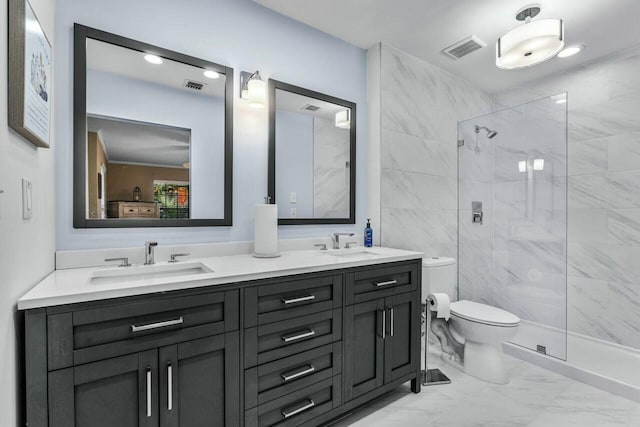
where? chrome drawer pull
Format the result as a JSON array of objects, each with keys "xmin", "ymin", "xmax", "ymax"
[
  {"xmin": 282, "ymin": 295, "xmax": 316, "ymax": 304},
  {"xmin": 131, "ymin": 317, "xmax": 184, "ymax": 333},
  {"xmin": 282, "ymin": 329, "xmax": 315, "ymax": 343},
  {"xmin": 167, "ymin": 362, "xmax": 173, "ymax": 411},
  {"xmin": 381, "ymin": 310, "xmax": 386, "ymax": 339},
  {"xmin": 281, "ymin": 365, "xmax": 315, "ymax": 382},
  {"xmin": 146, "ymin": 367, "xmax": 152, "ymax": 418},
  {"xmin": 282, "ymin": 399, "xmax": 315, "ymax": 419},
  {"xmin": 390, "ymin": 307, "xmax": 395, "ymax": 337},
  {"xmin": 375, "ymin": 279, "xmax": 398, "ymax": 287}
]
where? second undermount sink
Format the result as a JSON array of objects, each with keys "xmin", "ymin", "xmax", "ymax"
[
  {"xmin": 89, "ymin": 262, "xmax": 213, "ymax": 285},
  {"xmin": 325, "ymin": 248, "xmax": 382, "ymax": 259}
]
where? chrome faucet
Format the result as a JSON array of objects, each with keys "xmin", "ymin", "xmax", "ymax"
[
  {"xmin": 144, "ymin": 241, "xmax": 158, "ymax": 265},
  {"xmin": 331, "ymin": 233, "xmax": 355, "ymax": 249}
]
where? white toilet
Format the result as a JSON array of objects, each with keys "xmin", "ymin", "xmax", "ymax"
[{"xmin": 422, "ymin": 257, "xmax": 520, "ymax": 384}]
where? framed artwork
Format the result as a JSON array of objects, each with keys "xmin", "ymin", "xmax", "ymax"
[{"xmin": 8, "ymin": 0, "xmax": 52, "ymax": 149}]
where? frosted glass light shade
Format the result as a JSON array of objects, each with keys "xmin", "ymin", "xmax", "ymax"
[
  {"xmin": 518, "ymin": 161, "xmax": 527, "ymax": 173},
  {"xmin": 497, "ymin": 19, "xmax": 564, "ymax": 70},
  {"xmin": 335, "ymin": 110, "xmax": 351, "ymax": 129},
  {"xmin": 248, "ymin": 78, "xmax": 266, "ymax": 109},
  {"xmin": 533, "ymin": 158, "xmax": 545, "ymax": 171}
]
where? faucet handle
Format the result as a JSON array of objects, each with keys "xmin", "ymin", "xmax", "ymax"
[
  {"xmin": 169, "ymin": 253, "xmax": 190, "ymax": 263},
  {"xmin": 345, "ymin": 242, "xmax": 359, "ymax": 249},
  {"xmin": 146, "ymin": 241, "xmax": 158, "ymax": 247},
  {"xmin": 105, "ymin": 257, "xmax": 131, "ymax": 267},
  {"xmin": 314, "ymin": 243, "xmax": 328, "ymax": 251}
]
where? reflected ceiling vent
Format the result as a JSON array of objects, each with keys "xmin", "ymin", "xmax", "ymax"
[
  {"xmin": 442, "ymin": 35, "xmax": 487, "ymax": 60},
  {"xmin": 301, "ymin": 104, "xmax": 320, "ymax": 112},
  {"xmin": 183, "ymin": 79, "xmax": 205, "ymax": 91}
]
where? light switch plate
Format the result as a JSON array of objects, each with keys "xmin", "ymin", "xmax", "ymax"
[
  {"xmin": 22, "ymin": 179, "xmax": 32, "ymax": 220},
  {"xmin": 290, "ymin": 192, "xmax": 297, "ymax": 204}
]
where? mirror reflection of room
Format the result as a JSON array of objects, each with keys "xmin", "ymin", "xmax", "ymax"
[
  {"xmin": 275, "ymin": 88, "xmax": 351, "ymax": 219},
  {"xmin": 84, "ymin": 38, "xmax": 226, "ymax": 220}
]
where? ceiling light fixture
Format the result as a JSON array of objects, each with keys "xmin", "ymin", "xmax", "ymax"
[
  {"xmin": 557, "ymin": 45, "xmax": 584, "ymax": 58},
  {"xmin": 203, "ymin": 70, "xmax": 220, "ymax": 79},
  {"xmin": 240, "ymin": 71, "xmax": 266, "ymax": 109},
  {"xmin": 496, "ymin": 5, "xmax": 564, "ymax": 70},
  {"xmin": 144, "ymin": 54, "xmax": 163, "ymax": 65}
]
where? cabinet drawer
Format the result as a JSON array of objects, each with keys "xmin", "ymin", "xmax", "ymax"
[
  {"xmin": 345, "ymin": 262, "xmax": 419, "ymax": 304},
  {"xmin": 245, "ymin": 274, "xmax": 342, "ymax": 327},
  {"xmin": 245, "ymin": 309, "xmax": 342, "ymax": 368},
  {"xmin": 47, "ymin": 290, "xmax": 239, "ymax": 370},
  {"xmin": 245, "ymin": 342, "xmax": 342, "ymax": 409},
  {"xmin": 121, "ymin": 205, "xmax": 140, "ymax": 216},
  {"xmin": 244, "ymin": 375, "xmax": 341, "ymax": 427}
]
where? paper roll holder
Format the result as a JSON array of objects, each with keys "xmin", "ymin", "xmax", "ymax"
[{"xmin": 421, "ymin": 296, "xmax": 451, "ymax": 386}]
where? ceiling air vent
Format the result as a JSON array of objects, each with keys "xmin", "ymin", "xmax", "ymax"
[
  {"xmin": 302, "ymin": 104, "xmax": 320, "ymax": 112},
  {"xmin": 442, "ymin": 35, "xmax": 486, "ymax": 60},
  {"xmin": 183, "ymin": 80, "xmax": 205, "ymax": 91}
]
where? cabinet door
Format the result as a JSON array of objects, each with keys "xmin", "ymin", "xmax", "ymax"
[
  {"xmin": 48, "ymin": 350, "xmax": 158, "ymax": 427},
  {"xmin": 343, "ymin": 298, "xmax": 385, "ymax": 401},
  {"xmin": 384, "ymin": 292, "xmax": 420, "ymax": 384},
  {"xmin": 159, "ymin": 331, "xmax": 240, "ymax": 427}
]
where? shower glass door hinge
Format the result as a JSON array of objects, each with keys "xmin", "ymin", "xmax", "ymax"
[
  {"xmin": 457, "ymin": 139, "xmax": 465, "ymax": 147},
  {"xmin": 536, "ymin": 345, "xmax": 547, "ymax": 355}
]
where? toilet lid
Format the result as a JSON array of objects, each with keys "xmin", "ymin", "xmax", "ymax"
[{"xmin": 450, "ymin": 300, "xmax": 520, "ymax": 327}]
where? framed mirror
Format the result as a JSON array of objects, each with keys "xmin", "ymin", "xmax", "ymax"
[
  {"xmin": 73, "ymin": 24, "xmax": 233, "ymax": 228},
  {"xmin": 268, "ymin": 80, "xmax": 356, "ymax": 225}
]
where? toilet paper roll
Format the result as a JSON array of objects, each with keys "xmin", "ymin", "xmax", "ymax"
[
  {"xmin": 254, "ymin": 204, "xmax": 280, "ymax": 258},
  {"xmin": 428, "ymin": 293, "xmax": 451, "ymax": 321}
]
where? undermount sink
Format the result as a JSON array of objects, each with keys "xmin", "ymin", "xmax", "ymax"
[
  {"xmin": 89, "ymin": 262, "xmax": 213, "ymax": 285},
  {"xmin": 325, "ymin": 248, "xmax": 382, "ymax": 259}
]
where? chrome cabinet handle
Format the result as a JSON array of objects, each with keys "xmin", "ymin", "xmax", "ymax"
[
  {"xmin": 390, "ymin": 307, "xmax": 395, "ymax": 337},
  {"xmin": 381, "ymin": 310, "xmax": 386, "ymax": 339},
  {"xmin": 375, "ymin": 279, "xmax": 398, "ymax": 287},
  {"xmin": 282, "ymin": 399, "xmax": 315, "ymax": 419},
  {"xmin": 282, "ymin": 329, "xmax": 315, "ymax": 343},
  {"xmin": 281, "ymin": 365, "xmax": 315, "ymax": 382},
  {"xmin": 282, "ymin": 295, "xmax": 316, "ymax": 305},
  {"xmin": 131, "ymin": 317, "xmax": 184, "ymax": 333},
  {"xmin": 146, "ymin": 367, "xmax": 152, "ymax": 418},
  {"xmin": 167, "ymin": 362, "xmax": 173, "ymax": 411}
]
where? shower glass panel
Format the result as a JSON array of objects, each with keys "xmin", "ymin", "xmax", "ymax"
[{"xmin": 457, "ymin": 93, "xmax": 567, "ymax": 360}]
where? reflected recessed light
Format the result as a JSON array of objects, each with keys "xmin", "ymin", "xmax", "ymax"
[
  {"xmin": 144, "ymin": 54, "xmax": 163, "ymax": 65},
  {"xmin": 557, "ymin": 45, "xmax": 584, "ymax": 58},
  {"xmin": 203, "ymin": 70, "xmax": 220, "ymax": 79},
  {"xmin": 556, "ymin": 99, "xmax": 567, "ymax": 104}
]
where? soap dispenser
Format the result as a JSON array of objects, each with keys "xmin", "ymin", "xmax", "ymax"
[{"xmin": 364, "ymin": 218, "xmax": 373, "ymax": 247}]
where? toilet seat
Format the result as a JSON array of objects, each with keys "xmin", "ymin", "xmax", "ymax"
[{"xmin": 450, "ymin": 300, "xmax": 520, "ymax": 327}]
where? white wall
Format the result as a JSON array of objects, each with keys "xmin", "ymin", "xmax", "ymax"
[
  {"xmin": 56, "ymin": 0, "xmax": 368, "ymax": 250},
  {"xmin": 0, "ymin": 0, "xmax": 56, "ymax": 425},
  {"xmin": 275, "ymin": 110, "xmax": 314, "ymax": 218}
]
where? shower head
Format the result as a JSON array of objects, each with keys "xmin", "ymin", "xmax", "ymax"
[{"xmin": 475, "ymin": 125, "xmax": 498, "ymax": 139}]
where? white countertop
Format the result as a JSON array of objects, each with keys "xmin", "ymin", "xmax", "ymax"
[{"xmin": 18, "ymin": 247, "xmax": 422, "ymax": 310}]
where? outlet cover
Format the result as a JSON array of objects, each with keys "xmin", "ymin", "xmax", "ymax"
[{"xmin": 290, "ymin": 207, "xmax": 297, "ymax": 218}]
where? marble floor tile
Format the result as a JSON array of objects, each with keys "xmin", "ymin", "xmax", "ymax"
[{"xmin": 329, "ymin": 353, "xmax": 639, "ymax": 426}]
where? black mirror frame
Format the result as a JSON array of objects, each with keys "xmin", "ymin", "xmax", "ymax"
[
  {"xmin": 268, "ymin": 79, "xmax": 356, "ymax": 225},
  {"xmin": 73, "ymin": 23, "xmax": 233, "ymax": 228}
]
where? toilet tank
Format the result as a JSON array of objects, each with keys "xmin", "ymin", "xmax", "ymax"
[{"xmin": 421, "ymin": 257, "xmax": 457, "ymax": 301}]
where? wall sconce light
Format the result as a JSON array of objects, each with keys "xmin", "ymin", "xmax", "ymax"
[
  {"xmin": 533, "ymin": 158, "xmax": 545, "ymax": 171},
  {"xmin": 518, "ymin": 160, "xmax": 527, "ymax": 173},
  {"xmin": 240, "ymin": 71, "xmax": 266, "ymax": 109},
  {"xmin": 335, "ymin": 109, "xmax": 351, "ymax": 129}
]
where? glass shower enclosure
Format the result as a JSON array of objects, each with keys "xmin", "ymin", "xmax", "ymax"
[{"xmin": 457, "ymin": 93, "xmax": 568, "ymax": 360}]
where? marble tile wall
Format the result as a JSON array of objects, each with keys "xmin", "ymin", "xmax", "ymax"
[
  {"xmin": 378, "ymin": 44, "xmax": 493, "ymax": 260},
  {"xmin": 495, "ymin": 47, "xmax": 640, "ymax": 350},
  {"xmin": 313, "ymin": 116, "xmax": 350, "ymax": 218}
]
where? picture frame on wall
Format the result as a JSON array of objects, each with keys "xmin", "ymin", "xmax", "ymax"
[{"xmin": 8, "ymin": 0, "xmax": 52, "ymax": 149}]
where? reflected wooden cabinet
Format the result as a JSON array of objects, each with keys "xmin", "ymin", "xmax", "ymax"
[{"xmin": 108, "ymin": 201, "xmax": 160, "ymax": 218}]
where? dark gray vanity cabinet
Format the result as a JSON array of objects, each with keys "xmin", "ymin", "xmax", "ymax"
[{"xmin": 24, "ymin": 259, "xmax": 422, "ymax": 427}]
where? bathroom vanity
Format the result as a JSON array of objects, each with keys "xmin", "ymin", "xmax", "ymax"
[{"xmin": 20, "ymin": 248, "xmax": 422, "ymax": 427}]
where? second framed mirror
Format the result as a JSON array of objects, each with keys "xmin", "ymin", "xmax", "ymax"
[{"xmin": 268, "ymin": 80, "xmax": 356, "ymax": 225}]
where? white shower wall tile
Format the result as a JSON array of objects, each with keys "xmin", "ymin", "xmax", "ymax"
[
  {"xmin": 568, "ymin": 209, "xmax": 608, "ymax": 243},
  {"xmin": 607, "ymin": 131, "xmax": 640, "ymax": 172},
  {"xmin": 381, "ymin": 130, "xmax": 456, "ymax": 177},
  {"xmin": 608, "ymin": 208, "xmax": 640, "ymax": 246}
]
